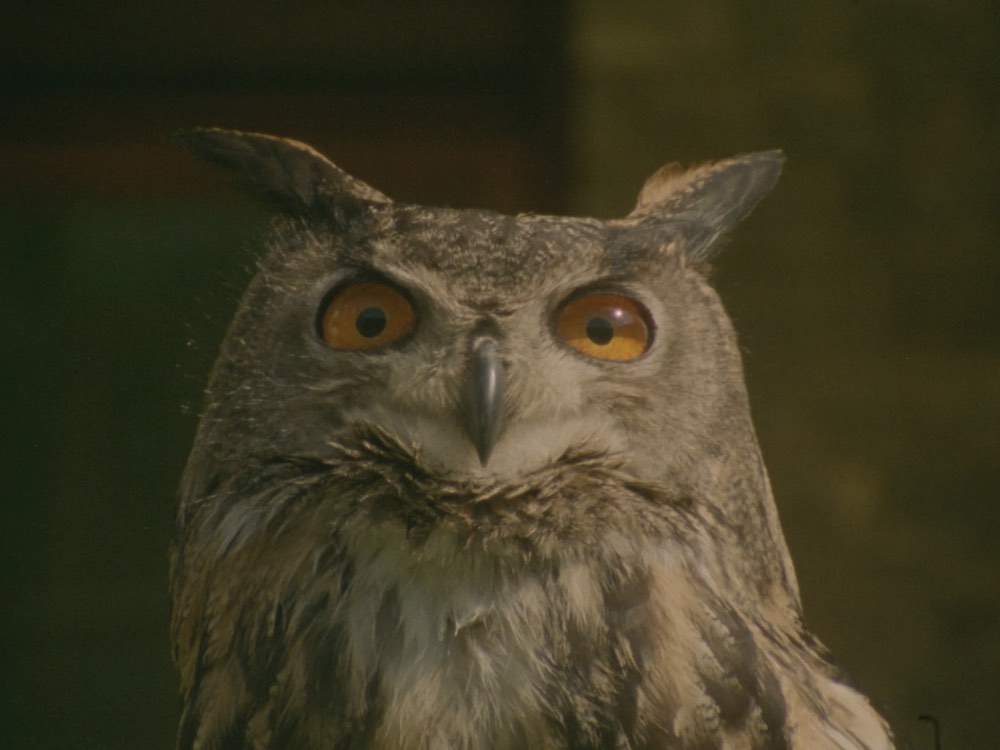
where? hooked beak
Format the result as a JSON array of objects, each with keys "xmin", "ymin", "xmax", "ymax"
[{"xmin": 462, "ymin": 337, "xmax": 505, "ymax": 466}]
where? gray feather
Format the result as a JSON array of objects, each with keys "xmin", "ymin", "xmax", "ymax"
[
  {"xmin": 625, "ymin": 150, "xmax": 784, "ymax": 263},
  {"xmin": 175, "ymin": 127, "xmax": 391, "ymax": 217}
]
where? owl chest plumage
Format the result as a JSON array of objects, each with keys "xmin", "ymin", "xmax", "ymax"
[
  {"xmin": 318, "ymin": 530, "xmax": 599, "ymax": 750},
  {"xmin": 177, "ymin": 450, "xmax": 892, "ymax": 750},
  {"xmin": 179, "ymin": 447, "xmax": 790, "ymax": 750},
  {"xmin": 320, "ymin": 538, "xmax": 751, "ymax": 750}
]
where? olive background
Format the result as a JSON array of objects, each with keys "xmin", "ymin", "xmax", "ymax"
[{"xmin": 2, "ymin": 2, "xmax": 998, "ymax": 748}]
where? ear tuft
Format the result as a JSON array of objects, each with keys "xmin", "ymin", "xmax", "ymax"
[
  {"xmin": 175, "ymin": 128, "xmax": 391, "ymax": 216},
  {"xmin": 627, "ymin": 150, "xmax": 784, "ymax": 262}
]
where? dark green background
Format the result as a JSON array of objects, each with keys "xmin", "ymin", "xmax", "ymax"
[{"xmin": 3, "ymin": 2, "xmax": 998, "ymax": 748}]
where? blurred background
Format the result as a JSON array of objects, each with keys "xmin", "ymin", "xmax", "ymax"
[{"xmin": 2, "ymin": 1, "xmax": 998, "ymax": 748}]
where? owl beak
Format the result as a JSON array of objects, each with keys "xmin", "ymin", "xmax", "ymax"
[{"xmin": 463, "ymin": 337, "xmax": 505, "ymax": 466}]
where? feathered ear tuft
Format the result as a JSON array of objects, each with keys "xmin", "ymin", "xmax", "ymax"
[
  {"xmin": 175, "ymin": 128, "xmax": 391, "ymax": 216},
  {"xmin": 626, "ymin": 150, "xmax": 784, "ymax": 263}
]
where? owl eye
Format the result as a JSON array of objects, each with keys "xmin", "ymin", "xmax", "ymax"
[
  {"xmin": 319, "ymin": 281, "xmax": 416, "ymax": 351},
  {"xmin": 556, "ymin": 293, "xmax": 652, "ymax": 361}
]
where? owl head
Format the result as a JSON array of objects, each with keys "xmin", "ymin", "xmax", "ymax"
[{"xmin": 177, "ymin": 129, "xmax": 797, "ymax": 605}]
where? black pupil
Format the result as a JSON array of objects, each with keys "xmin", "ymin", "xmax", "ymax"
[
  {"xmin": 355, "ymin": 307, "xmax": 387, "ymax": 338},
  {"xmin": 586, "ymin": 316, "xmax": 615, "ymax": 345}
]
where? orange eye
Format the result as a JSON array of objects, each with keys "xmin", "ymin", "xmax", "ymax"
[
  {"xmin": 319, "ymin": 281, "xmax": 416, "ymax": 351},
  {"xmin": 556, "ymin": 293, "xmax": 652, "ymax": 362}
]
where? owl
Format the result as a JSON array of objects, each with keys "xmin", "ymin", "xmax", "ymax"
[{"xmin": 170, "ymin": 129, "xmax": 896, "ymax": 750}]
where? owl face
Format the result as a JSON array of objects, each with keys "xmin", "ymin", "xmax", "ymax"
[
  {"xmin": 206, "ymin": 201, "xmax": 740, "ymax": 489},
  {"xmin": 180, "ymin": 129, "xmax": 785, "ymax": 540}
]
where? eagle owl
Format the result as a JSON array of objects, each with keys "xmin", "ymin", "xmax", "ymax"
[{"xmin": 171, "ymin": 129, "xmax": 895, "ymax": 749}]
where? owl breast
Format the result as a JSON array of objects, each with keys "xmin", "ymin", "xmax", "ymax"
[
  {"xmin": 335, "ymin": 525, "xmax": 564, "ymax": 749},
  {"xmin": 253, "ymin": 444, "xmax": 781, "ymax": 750}
]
